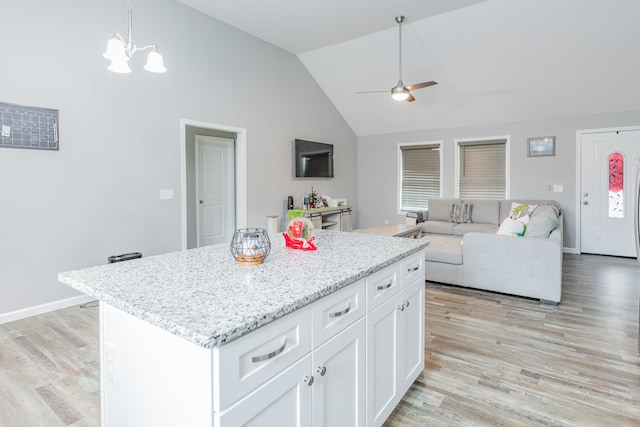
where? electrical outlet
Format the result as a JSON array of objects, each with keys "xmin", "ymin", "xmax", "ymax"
[
  {"xmin": 384, "ymin": 219, "xmax": 389, "ymax": 224},
  {"xmin": 1, "ymin": 125, "xmax": 10, "ymax": 137},
  {"xmin": 553, "ymin": 184, "xmax": 563, "ymax": 192},
  {"xmin": 105, "ymin": 342, "xmax": 119, "ymax": 384}
]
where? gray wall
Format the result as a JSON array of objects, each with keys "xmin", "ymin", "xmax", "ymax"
[
  {"xmin": 0, "ymin": 0, "xmax": 356, "ymax": 316},
  {"xmin": 357, "ymin": 110, "xmax": 640, "ymax": 251}
]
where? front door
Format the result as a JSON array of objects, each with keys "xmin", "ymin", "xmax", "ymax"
[
  {"xmin": 196, "ymin": 135, "xmax": 235, "ymax": 246},
  {"xmin": 580, "ymin": 130, "xmax": 640, "ymax": 257}
]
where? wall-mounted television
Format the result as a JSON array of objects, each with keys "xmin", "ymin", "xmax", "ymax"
[{"xmin": 293, "ymin": 139, "xmax": 334, "ymax": 179}]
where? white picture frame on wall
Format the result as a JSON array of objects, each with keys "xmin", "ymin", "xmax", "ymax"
[{"xmin": 527, "ymin": 136, "xmax": 555, "ymax": 157}]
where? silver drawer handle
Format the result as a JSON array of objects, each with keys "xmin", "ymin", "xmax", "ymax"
[
  {"xmin": 329, "ymin": 303, "xmax": 351, "ymax": 318},
  {"xmin": 377, "ymin": 281, "xmax": 393, "ymax": 291},
  {"xmin": 408, "ymin": 265, "xmax": 420, "ymax": 272},
  {"xmin": 252, "ymin": 338, "xmax": 287, "ymax": 363}
]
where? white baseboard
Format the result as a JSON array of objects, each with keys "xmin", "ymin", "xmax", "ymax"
[
  {"xmin": 563, "ymin": 247, "xmax": 579, "ymax": 254},
  {"xmin": 0, "ymin": 294, "xmax": 96, "ymax": 325}
]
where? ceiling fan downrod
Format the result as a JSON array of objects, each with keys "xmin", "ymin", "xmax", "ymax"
[{"xmin": 392, "ymin": 16, "xmax": 409, "ymax": 101}]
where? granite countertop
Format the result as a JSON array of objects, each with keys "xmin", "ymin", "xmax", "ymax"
[{"xmin": 58, "ymin": 230, "xmax": 428, "ymax": 349}]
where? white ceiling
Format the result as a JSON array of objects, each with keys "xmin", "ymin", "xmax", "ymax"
[{"xmin": 178, "ymin": 0, "xmax": 640, "ymax": 136}]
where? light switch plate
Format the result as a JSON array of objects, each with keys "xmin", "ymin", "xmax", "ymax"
[
  {"xmin": 553, "ymin": 184, "xmax": 563, "ymax": 192},
  {"xmin": 160, "ymin": 189, "xmax": 174, "ymax": 200},
  {"xmin": 1, "ymin": 125, "xmax": 10, "ymax": 137}
]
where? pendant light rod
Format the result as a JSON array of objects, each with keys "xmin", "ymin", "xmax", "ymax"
[{"xmin": 396, "ymin": 15, "xmax": 404, "ymax": 84}]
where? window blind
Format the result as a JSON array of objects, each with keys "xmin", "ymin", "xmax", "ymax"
[
  {"xmin": 458, "ymin": 140, "xmax": 506, "ymax": 199},
  {"xmin": 400, "ymin": 144, "xmax": 440, "ymax": 210}
]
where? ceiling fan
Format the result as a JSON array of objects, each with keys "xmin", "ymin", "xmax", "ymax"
[{"xmin": 356, "ymin": 16, "xmax": 437, "ymax": 102}]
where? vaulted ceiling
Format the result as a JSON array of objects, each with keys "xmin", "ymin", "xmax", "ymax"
[{"xmin": 177, "ymin": 0, "xmax": 640, "ymax": 136}]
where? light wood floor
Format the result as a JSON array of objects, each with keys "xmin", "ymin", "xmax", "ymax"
[
  {"xmin": 385, "ymin": 254, "xmax": 640, "ymax": 426},
  {"xmin": 0, "ymin": 254, "xmax": 639, "ymax": 426}
]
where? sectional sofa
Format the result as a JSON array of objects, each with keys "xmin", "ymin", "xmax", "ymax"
[{"xmin": 414, "ymin": 198, "xmax": 563, "ymax": 304}]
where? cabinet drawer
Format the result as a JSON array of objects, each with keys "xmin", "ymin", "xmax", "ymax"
[
  {"xmin": 401, "ymin": 251, "xmax": 425, "ymax": 287},
  {"xmin": 312, "ymin": 279, "xmax": 365, "ymax": 348},
  {"xmin": 366, "ymin": 263, "xmax": 401, "ymax": 311},
  {"xmin": 213, "ymin": 306, "xmax": 311, "ymax": 411}
]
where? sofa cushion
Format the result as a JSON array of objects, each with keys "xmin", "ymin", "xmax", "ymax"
[
  {"xmin": 428, "ymin": 199, "xmax": 461, "ymax": 221},
  {"xmin": 463, "ymin": 199, "xmax": 500, "ymax": 225},
  {"xmin": 526, "ymin": 205, "xmax": 559, "ymax": 238},
  {"xmin": 424, "ymin": 235, "xmax": 463, "ymax": 265},
  {"xmin": 422, "ymin": 221, "xmax": 456, "ymax": 235},
  {"xmin": 453, "ymin": 223, "xmax": 499, "ymax": 236}
]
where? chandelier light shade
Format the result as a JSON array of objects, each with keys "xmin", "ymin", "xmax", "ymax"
[{"xmin": 103, "ymin": 2, "xmax": 166, "ymax": 74}]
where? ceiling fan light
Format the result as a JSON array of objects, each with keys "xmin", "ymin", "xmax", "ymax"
[{"xmin": 391, "ymin": 85, "xmax": 410, "ymax": 101}]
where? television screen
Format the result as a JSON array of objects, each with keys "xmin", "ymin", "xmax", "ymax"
[{"xmin": 293, "ymin": 139, "xmax": 334, "ymax": 178}]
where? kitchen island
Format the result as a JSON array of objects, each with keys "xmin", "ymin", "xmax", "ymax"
[{"xmin": 59, "ymin": 230, "xmax": 428, "ymax": 427}]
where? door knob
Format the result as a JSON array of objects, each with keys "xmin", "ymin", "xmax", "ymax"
[
  {"xmin": 583, "ymin": 201, "xmax": 589, "ymax": 205},
  {"xmin": 199, "ymin": 200, "xmax": 203, "ymax": 204},
  {"xmin": 304, "ymin": 375, "xmax": 314, "ymax": 386},
  {"xmin": 583, "ymin": 193, "xmax": 589, "ymax": 197},
  {"xmin": 316, "ymin": 366, "xmax": 327, "ymax": 376}
]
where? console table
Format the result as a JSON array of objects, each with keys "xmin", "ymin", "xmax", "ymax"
[{"xmin": 299, "ymin": 206, "xmax": 352, "ymax": 232}]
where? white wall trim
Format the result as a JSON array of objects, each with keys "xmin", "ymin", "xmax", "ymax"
[
  {"xmin": 575, "ymin": 125, "xmax": 640, "ymax": 255},
  {"xmin": 180, "ymin": 119, "xmax": 248, "ymax": 250},
  {"xmin": 0, "ymin": 294, "xmax": 95, "ymax": 325}
]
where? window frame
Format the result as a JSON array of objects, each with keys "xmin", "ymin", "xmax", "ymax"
[
  {"xmin": 454, "ymin": 135, "xmax": 510, "ymax": 199},
  {"xmin": 397, "ymin": 140, "xmax": 443, "ymax": 214}
]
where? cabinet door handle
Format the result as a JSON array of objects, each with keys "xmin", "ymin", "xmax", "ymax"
[
  {"xmin": 251, "ymin": 338, "xmax": 287, "ymax": 363},
  {"xmin": 398, "ymin": 304, "xmax": 405, "ymax": 311},
  {"xmin": 405, "ymin": 300, "xmax": 410, "ymax": 308},
  {"xmin": 304, "ymin": 375, "xmax": 315, "ymax": 386},
  {"xmin": 377, "ymin": 280, "xmax": 393, "ymax": 291},
  {"xmin": 329, "ymin": 303, "xmax": 351, "ymax": 318},
  {"xmin": 316, "ymin": 366, "xmax": 327, "ymax": 376},
  {"xmin": 408, "ymin": 264, "xmax": 420, "ymax": 272}
]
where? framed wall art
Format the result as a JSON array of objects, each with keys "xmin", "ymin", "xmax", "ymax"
[{"xmin": 527, "ymin": 136, "xmax": 555, "ymax": 157}]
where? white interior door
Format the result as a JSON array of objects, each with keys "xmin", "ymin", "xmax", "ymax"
[
  {"xmin": 580, "ymin": 130, "xmax": 640, "ymax": 257},
  {"xmin": 196, "ymin": 135, "xmax": 235, "ymax": 246}
]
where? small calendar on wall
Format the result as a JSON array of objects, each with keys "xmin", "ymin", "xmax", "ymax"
[{"xmin": 0, "ymin": 102, "xmax": 59, "ymax": 151}]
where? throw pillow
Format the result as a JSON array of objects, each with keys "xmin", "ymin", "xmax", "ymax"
[
  {"xmin": 525, "ymin": 205, "xmax": 559, "ymax": 238},
  {"xmin": 462, "ymin": 203, "xmax": 473, "ymax": 224},
  {"xmin": 496, "ymin": 202, "xmax": 537, "ymax": 236},
  {"xmin": 449, "ymin": 203, "xmax": 458, "ymax": 223},
  {"xmin": 497, "ymin": 216, "xmax": 529, "ymax": 236},
  {"xmin": 449, "ymin": 203, "xmax": 472, "ymax": 224}
]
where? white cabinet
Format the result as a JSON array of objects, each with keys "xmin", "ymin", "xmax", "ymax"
[
  {"xmin": 365, "ymin": 252, "xmax": 425, "ymax": 427},
  {"xmin": 221, "ymin": 318, "xmax": 366, "ymax": 427},
  {"xmin": 311, "ymin": 319, "xmax": 366, "ymax": 427},
  {"xmin": 397, "ymin": 279, "xmax": 425, "ymax": 393},
  {"xmin": 301, "ymin": 206, "xmax": 352, "ymax": 232},
  {"xmin": 218, "ymin": 355, "xmax": 312, "ymax": 426}
]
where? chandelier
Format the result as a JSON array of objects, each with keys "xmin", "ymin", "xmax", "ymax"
[{"xmin": 102, "ymin": 1, "xmax": 166, "ymax": 74}]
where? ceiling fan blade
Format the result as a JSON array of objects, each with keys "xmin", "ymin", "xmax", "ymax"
[
  {"xmin": 406, "ymin": 94, "xmax": 416, "ymax": 102},
  {"xmin": 355, "ymin": 90, "xmax": 389, "ymax": 94},
  {"xmin": 405, "ymin": 81, "xmax": 438, "ymax": 91}
]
